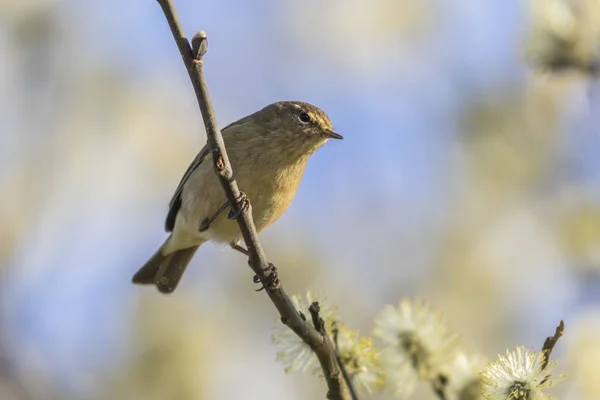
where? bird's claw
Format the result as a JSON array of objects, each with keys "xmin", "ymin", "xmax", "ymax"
[
  {"xmin": 228, "ymin": 191, "xmax": 250, "ymax": 220},
  {"xmin": 253, "ymin": 263, "xmax": 278, "ymax": 291}
]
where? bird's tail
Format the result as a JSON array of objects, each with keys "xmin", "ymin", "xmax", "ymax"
[{"xmin": 132, "ymin": 236, "xmax": 201, "ymax": 294}]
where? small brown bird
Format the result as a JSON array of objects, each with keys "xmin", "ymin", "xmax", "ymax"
[{"xmin": 132, "ymin": 101, "xmax": 342, "ymax": 293}]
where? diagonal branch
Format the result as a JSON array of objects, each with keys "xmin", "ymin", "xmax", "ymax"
[{"xmin": 154, "ymin": 1, "xmax": 351, "ymax": 399}]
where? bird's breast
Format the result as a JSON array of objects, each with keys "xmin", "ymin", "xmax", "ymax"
[
  {"xmin": 235, "ymin": 161, "xmax": 307, "ymax": 231},
  {"xmin": 177, "ymin": 155, "xmax": 308, "ymax": 245}
]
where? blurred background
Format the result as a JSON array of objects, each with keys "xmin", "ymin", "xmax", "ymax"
[{"xmin": 1, "ymin": 0, "xmax": 600, "ymax": 399}]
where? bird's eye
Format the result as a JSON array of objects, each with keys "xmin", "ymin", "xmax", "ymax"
[{"xmin": 298, "ymin": 112, "xmax": 311, "ymax": 123}]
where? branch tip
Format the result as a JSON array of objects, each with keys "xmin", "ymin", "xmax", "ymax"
[
  {"xmin": 541, "ymin": 320, "xmax": 565, "ymax": 371},
  {"xmin": 191, "ymin": 30, "xmax": 208, "ymax": 60}
]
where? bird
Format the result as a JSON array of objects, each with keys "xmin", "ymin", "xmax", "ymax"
[{"xmin": 132, "ymin": 101, "xmax": 342, "ymax": 293}]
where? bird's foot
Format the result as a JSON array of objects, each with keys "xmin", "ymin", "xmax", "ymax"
[
  {"xmin": 228, "ymin": 192, "xmax": 249, "ymax": 220},
  {"xmin": 253, "ymin": 263, "xmax": 279, "ymax": 291}
]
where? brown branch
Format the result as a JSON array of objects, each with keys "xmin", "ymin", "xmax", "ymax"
[
  {"xmin": 541, "ymin": 320, "xmax": 564, "ymax": 371},
  {"xmin": 155, "ymin": 1, "xmax": 350, "ymax": 398}
]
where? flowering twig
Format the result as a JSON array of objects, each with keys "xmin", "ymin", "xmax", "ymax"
[
  {"xmin": 331, "ymin": 321, "xmax": 361, "ymax": 400},
  {"xmin": 540, "ymin": 320, "xmax": 564, "ymax": 381},
  {"xmin": 481, "ymin": 321, "xmax": 565, "ymax": 400},
  {"xmin": 154, "ymin": 1, "xmax": 350, "ymax": 398}
]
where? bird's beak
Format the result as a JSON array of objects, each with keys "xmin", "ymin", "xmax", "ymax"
[{"xmin": 323, "ymin": 129, "xmax": 343, "ymax": 140}]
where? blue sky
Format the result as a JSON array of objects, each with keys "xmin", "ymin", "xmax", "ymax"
[{"xmin": 3, "ymin": 0, "xmax": 600, "ymax": 397}]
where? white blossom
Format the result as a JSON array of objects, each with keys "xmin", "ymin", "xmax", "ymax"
[
  {"xmin": 481, "ymin": 347, "xmax": 561, "ymax": 400},
  {"xmin": 335, "ymin": 324, "xmax": 384, "ymax": 396},
  {"xmin": 372, "ymin": 299, "xmax": 459, "ymax": 397},
  {"xmin": 446, "ymin": 353, "xmax": 487, "ymax": 400}
]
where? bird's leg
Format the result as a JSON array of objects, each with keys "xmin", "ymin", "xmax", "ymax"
[
  {"xmin": 199, "ymin": 191, "xmax": 249, "ymax": 232},
  {"xmin": 227, "ymin": 191, "xmax": 250, "ymax": 220},
  {"xmin": 229, "ymin": 241, "xmax": 249, "ymax": 256},
  {"xmin": 198, "ymin": 200, "xmax": 230, "ymax": 232},
  {"xmin": 231, "ymin": 241, "xmax": 277, "ymax": 290},
  {"xmin": 252, "ymin": 262, "xmax": 279, "ymax": 291}
]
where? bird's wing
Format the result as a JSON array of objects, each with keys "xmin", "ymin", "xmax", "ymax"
[
  {"xmin": 165, "ymin": 144, "xmax": 211, "ymax": 232},
  {"xmin": 164, "ymin": 118, "xmax": 246, "ymax": 232}
]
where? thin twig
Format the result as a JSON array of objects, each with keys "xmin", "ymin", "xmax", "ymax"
[
  {"xmin": 331, "ymin": 322, "xmax": 361, "ymax": 400},
  {"xmin": 541, "ymin": 320, "xmax": 564, "ymax": 371},
  {"xmin": 155, "ymin": 1, "xmax": 350, "ymax": 399}
]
